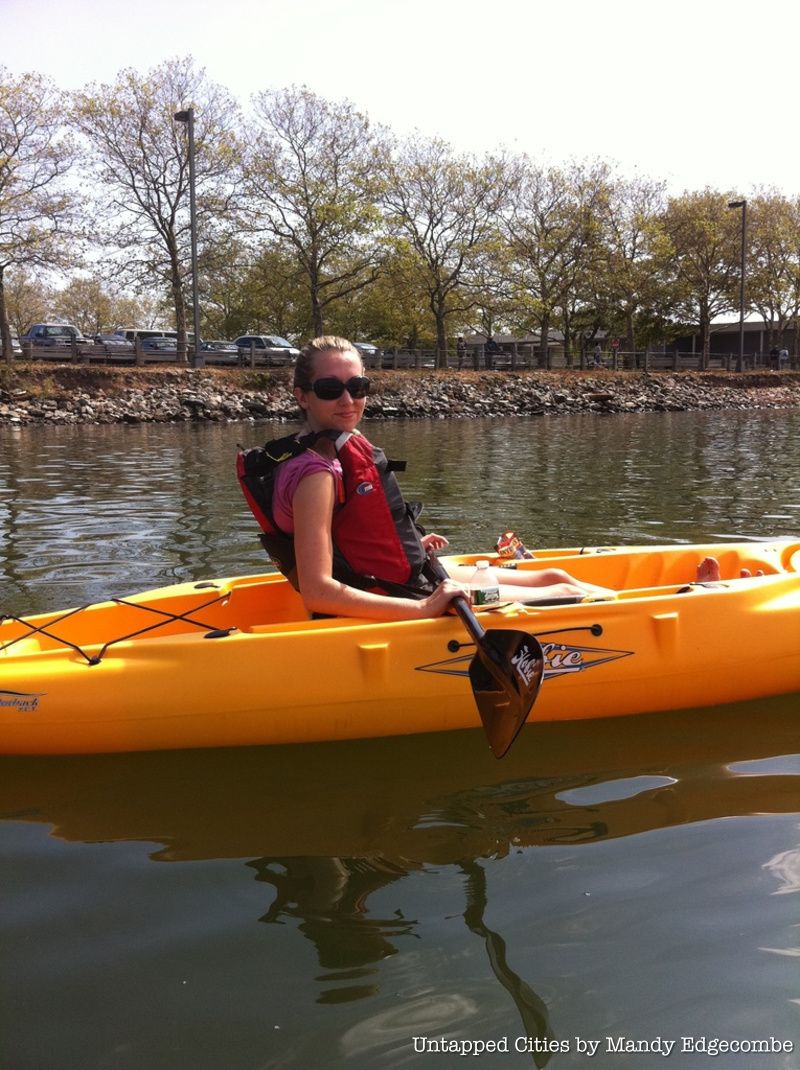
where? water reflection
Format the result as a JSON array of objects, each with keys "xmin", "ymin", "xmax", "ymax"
[
  {"xmin": 249, "ymin": 855, "xmax": 412, "ymax": 1002},
  {"xmin": 1, "ymin": 695, "xmax": 798, "ymax": 1022},
  {"xmin": 460, "ymin": 859, "xmax": 554, "ymax": 1067}
]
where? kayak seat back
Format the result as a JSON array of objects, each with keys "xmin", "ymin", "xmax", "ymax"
[{"xmin": 622, "ymin": 550, "xmax": 699, "ymax": 589}]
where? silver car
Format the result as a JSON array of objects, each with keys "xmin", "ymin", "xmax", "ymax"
[{"xmin": 234, "ymin": 335, "xmax": 301, "ymax": 366}]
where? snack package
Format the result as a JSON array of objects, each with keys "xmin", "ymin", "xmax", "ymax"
[{"xmin": 495, "ymin": 530, "xmax": 535, "ymax": 559}]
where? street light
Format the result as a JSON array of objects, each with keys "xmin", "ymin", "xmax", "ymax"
[
  {"xmin": 174, "ymin": 107, "xmax": 202, "ymax": 368},
  {"xmin": 728, "ymin": 198, "xmax": 746, "ymax": 373}
]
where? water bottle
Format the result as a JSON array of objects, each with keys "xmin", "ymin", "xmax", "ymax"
[{"xmin": 469, "ymin": 559, "xmax": 500, "ymax": 607}]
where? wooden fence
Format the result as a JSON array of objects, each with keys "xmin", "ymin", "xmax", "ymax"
[{"xmin": 6, "ymin": 340, "xmax": 797, "ymax": 373}]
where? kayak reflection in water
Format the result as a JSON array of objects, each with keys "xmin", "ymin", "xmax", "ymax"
[{"xmin": 265, "ymin": 335, "xmax": 615, "ymax": 621}]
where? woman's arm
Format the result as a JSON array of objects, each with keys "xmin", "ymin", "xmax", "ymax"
[{"xmin": 292, "ymin": 471, "xmax": 463, "ymax": 621}]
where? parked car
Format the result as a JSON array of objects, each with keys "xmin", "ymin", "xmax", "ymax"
[
  {"xmin": 201, "ymin": 339, "xmax": 238, "ymax": 351},
  {"xmin": 201, "ymin": 340, "xmax": 242, "ymax": 366},
  {"xmin": 1, "ymin": 332, "xmax": 22, "ymax": 357},
  {"xmin": 20, "ymin": 323, "xmax": 86, "ymax": 347},
  {"xmin": 140, "ymin": 336, "xmax": 179, "ymax": 359},
  {"xmin": 95, "ymin": 333, "xmax": 133, "ymax": 349},
  {"xmin": 234, "ymin": 334, "xmax": 301, "ymax": 366},
  {"xmin": 116, "ymin": 328, "xmax": 172, "ymax": 343},
  {"xmin": 353, "ymin": 341, "xmax": 382, "ymax": 366}
]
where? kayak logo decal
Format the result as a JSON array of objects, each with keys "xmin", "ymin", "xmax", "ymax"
[
  {"xmin": 511, "ymin": 643, "xmax": 540, "ymax": 686},
  {"xmin": 416, "ymin": 641, "xmax": 633, "ymax": 680},
  {"xmin": 0, "ymin": 689, "xmax": 45, "ymax": 714}
]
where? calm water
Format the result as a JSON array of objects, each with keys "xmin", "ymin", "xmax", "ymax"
[{"xmin": 2, "ymin": 410, "xmax": 800, "ymax": 1069}]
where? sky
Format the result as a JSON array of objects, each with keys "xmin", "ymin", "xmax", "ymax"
[{"xmin": 3, "ymin": 0, "xmax": 799, "ymax": 195}]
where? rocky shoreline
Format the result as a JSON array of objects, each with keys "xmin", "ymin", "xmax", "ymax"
[{"xmin": 1, "ymin": 365, "xmax": 800, "ymax": 426}]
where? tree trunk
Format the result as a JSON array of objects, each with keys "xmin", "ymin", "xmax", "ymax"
[
  {"xmin": 699, "ymin": 306, "xmax": 710, "ymax": 368},
  {"xmin": 435, "ymin": 306, "xmax": 448, "ymax": 369},
  {"xmin": 170, "ymin": 247, "xmax": 188, "ymax": 365},
  {"xmin": 309, "ymin": 254, "xmax": 324, "ymax": 335},
  {"xmin": 625, "ymin": 310, "xmax": 635, "ymax": 361},
  {"xmin": 562, "ymin": 312, "xmax": 573, "ymax": 369},
  {"xmin": 540, "ymin": 312, "xmax": 550, "ymax": 369},
  {"xmin": 311, "ymin": 288, "xmax": 324, "ymax": 336},
  {"xmin": 0, "ymin": 268, "xmax": 13, "ymax": 368}
]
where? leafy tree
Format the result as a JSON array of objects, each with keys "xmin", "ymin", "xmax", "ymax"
[
  {"xmin": 502, "ymin": 159, "xmax": 601, "ymax": 368},
  {"xmin": 594, "ymin": 171, "xmax": 673, "ymax": 355},
  {"xmin": 211, "ymin": 239, "xmax": 309, "ymax": 341},
  {"xmin": 325, "ymin": 245, "xmax": 435, "ymax": 351},
  {"xmin": 70, "ymin": 57, "xmax": 241, "ymax": 357},
  {"xmin": 3, "ymin": 267, "xmax": 53, "ymax": 336},
  {"xmin": 746, "ymin": 190, "xmax": 800, "ymax": 355},
  {"xmin": 660, "ymin": 189, "xmax": 742, "ymax": 365},
  {"xmin": 384, "ymin": 136, "xmax": 511, "ymax": 366},
  {"xmin": 0, "ymin": 68, "xmax": 78, "ymax": 363},
  {"xmin": 50, "ymin": 273, "xmax": 152, "ymax": 336},
  {"xmin": 243, "ymin": 86, "xmax": 385, "ymax": 336}
]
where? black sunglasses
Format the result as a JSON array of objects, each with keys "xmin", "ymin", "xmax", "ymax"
[{"xmin": 301, "ymin": 376, "xmax": 371, "ymax": 401}]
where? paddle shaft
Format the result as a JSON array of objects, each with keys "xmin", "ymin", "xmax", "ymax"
[
  {"xmin": 427, "ymin": 551, "xmax": 544, "ymax": 757},
  {"xmin": 427, "ymin": 555, "xmax": 519, "ymax": 686},
  {"xmin": 427, "ymin": 554, "xmax": 487, "ymax": 641}
]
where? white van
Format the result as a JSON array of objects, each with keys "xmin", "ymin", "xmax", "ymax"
[{"xmin": 115, "ymin": 328, "xmax": 199, "ymax": 345}]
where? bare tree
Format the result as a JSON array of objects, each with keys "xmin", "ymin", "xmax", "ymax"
[
  {"xmin": 243, "ymin": 86, "xmax": 385, "ymax": 336},
  {"xmin": 70, "ymin": 57, "xmax": 241, "ymax": 357},
  {"xmin": 0, "ymin": 68, "xmax": 78, "ymax": 364},
  {"xmin": 384, "ymin": 136, "xmax": 512, "ymax": 366}
]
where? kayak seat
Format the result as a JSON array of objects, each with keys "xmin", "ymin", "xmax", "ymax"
[
  {"xmin": 738, "ymin": 559, "xmax": 778, "ymax": 576},
  {"xmin": 780, "ymin": 543, "xmax": 800, "ymax": 572},
  {"xmin": 715, "ymin": 549, "xmax": 778, "ymax": 578},
  {"xmin": 218, "ymin": 580, "xmax": 310, "ymax": 630},
  {"xmin": 621, "ymin": 550, "xmax": 698, "ymax": 589}
]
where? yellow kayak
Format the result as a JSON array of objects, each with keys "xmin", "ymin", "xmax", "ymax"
[{"xmin": 1, "ymin": 540, "xmax": 799, "ymax": 755}]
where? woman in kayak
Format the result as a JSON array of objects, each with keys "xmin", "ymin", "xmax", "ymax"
[{"xmin": 272, "ymin": 336, "xmax": 614, "ymax": 620}]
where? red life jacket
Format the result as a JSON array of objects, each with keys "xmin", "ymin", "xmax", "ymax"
[{"xmin": 237, "ymin": 430, "xmax": 432, "ymax": 597}]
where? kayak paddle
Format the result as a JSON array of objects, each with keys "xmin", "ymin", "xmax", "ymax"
[{"xmin": 427, "ymin": 554, "xmax": 544, "ymax": 758}]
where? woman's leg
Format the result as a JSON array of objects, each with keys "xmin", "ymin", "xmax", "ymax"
[{"xmin": 445, "ymin": 563, "xmax": 615, "ymax": 599}]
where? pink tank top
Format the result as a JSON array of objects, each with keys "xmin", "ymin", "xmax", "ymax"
[{"xmin": 272, "ymin": 449, "xmax": 343, "ymax": 533}]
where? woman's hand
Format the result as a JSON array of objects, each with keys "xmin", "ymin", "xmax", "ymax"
[
  {"xmin": 421, "ymin": 532, "xmax": 449, "ymax": 552},
  {"xmin": 416, "ymin": 578, "xmax": 468, "ymax": 618}
]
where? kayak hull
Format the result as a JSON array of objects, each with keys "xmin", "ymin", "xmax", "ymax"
[{"xmin": 2, "ymin": 540, "xmax": 799, "ymax": 755}]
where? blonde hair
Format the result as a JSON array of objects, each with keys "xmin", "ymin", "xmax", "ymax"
[{"xmin": 294, "ymin": 336, "xmax": 363, "ymax": 388}]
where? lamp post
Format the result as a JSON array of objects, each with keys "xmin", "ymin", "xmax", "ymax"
[
  {"xmin": 174, "ymin": 107, "xmax": 202, "ymax": 368},
  {"xmin": 727, "ymin": 198, "xmax": 746, "ymax": 373}
]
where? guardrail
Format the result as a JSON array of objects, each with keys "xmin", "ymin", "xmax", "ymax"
[
  {"xmin": 6, "ymin": 341, "xmax": 796, "ymax": 372},
  {"xmin": 11, "ymin": 340, "xmax": 297, "ymax": 368},
  {"xmin": 370, "ymin": 347, "xmax": 796, "ymax": 372}
]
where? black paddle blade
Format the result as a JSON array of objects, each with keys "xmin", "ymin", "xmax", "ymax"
[{"xmin": 468, "ymin": 629, "xmax": 545, "ymax": 758}]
